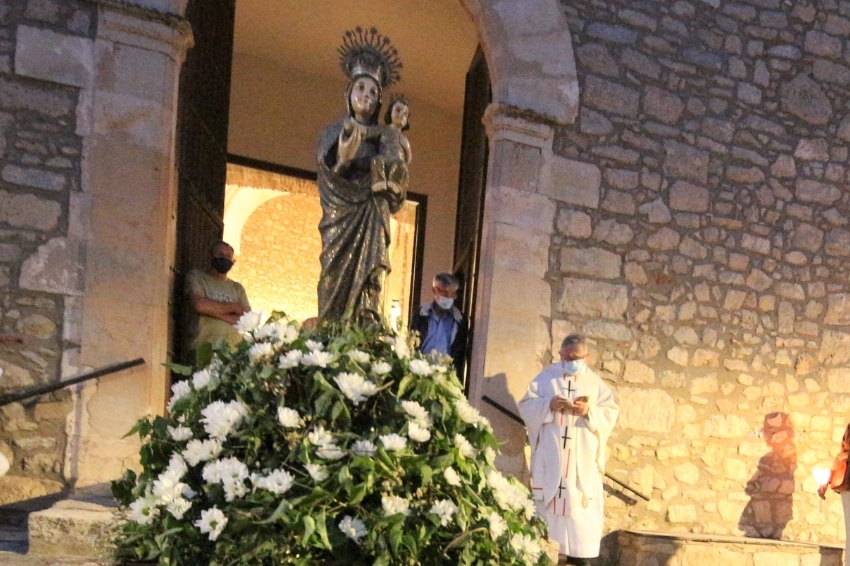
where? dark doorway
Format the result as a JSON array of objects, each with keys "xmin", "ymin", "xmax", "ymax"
[
  {"xmin": 171, "ymin": 0, "xmax": 236, "ymax": 366},
  {"xmin": 453, "ymin": 46, "xmax": 491, "ymax": 390}
]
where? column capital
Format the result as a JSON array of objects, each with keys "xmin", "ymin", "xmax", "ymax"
[
  {"xmin": 482, "ymin": 103, "xmax": 555, "ymax": 150},
  {"xmin": 88, "ymin": 0, "xmax": 193, "ymax": 57}
]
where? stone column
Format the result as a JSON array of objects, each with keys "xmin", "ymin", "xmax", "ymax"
[
  {"xmin": 469, "ymin": 105, "xmax": 557, "ymax": 475},
  {"xmin": 67, "ymin": 1, "xmax": 191, "ymax": 486}
]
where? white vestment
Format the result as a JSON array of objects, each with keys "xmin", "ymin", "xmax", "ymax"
[{"xmin": 518, "ymin": 362, "xmax": 619, "ymax": 558}]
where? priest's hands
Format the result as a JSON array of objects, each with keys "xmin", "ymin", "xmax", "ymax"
[{"xmin": 549, "ymin": 396, "xmax": 589, "ymax": 417}]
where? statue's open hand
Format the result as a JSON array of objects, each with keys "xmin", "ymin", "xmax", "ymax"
[{"xmin": 337, "ymin": 121, "xmax": 364, "ymax": 165}]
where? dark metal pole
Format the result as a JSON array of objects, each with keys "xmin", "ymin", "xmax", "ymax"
[
  {"xmin": 0, "ymin": 358, "xmax": 146, "ymax": 407},
  {"xmin": 480, "ymin": 394, "xmax": 651, "ymax": 502}
]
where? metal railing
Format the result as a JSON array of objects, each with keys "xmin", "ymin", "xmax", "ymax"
[
  {"xmin": 0, "ymin": 358, "xmax": 145, "ymax": 408},
  {"xmin": 481, "ymin": 395, "xmax": 651, "ymax": 502}
]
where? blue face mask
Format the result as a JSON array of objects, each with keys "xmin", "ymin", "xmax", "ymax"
[{"xmin": 562, "ymin": 359, "xmax": 586, "ymax": 376}]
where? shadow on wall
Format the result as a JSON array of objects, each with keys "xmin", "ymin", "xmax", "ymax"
[{"xmin": 739, "ymin": 411, "xmax": 797, "ymax": 539}]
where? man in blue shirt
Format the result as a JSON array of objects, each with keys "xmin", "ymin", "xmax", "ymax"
[{"xmin": 411, "ymin": 273, "xmax": 469, "ymax": 375}]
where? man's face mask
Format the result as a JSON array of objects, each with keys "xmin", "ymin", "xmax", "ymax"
[
  {"xmin": 211, "ymin": 256, "xmax": 234, "ymax": 274},
  {"xmin": 436, "ymin": 296, "xmax": 454, "ymax": 310}
]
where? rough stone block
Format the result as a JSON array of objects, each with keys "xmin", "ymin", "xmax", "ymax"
[
  {"xmin": 669, "ymin": 181, "xmax": 709, "ymax": 212},
  {"xmin": 583, "ymin": 75, "xmax": 640, "ymax": 117},
  {"xmin": 0, "ymin": 190, "xmax": 61, "ymax": 231},
  {"xmin": 704, "ymin": 414, "xmax": 750, "ymax": 437},
  {"xmin": 492, "ymin": 0, "xmax": 562, "ymax": 36},
  {"xmin": 796, "ymin": 179, "xmax": 841, "ymax": 206},
  {"xmin": 623, "ymin": 360, "xmax": 655, "ymax": 383},
  {"xmin": 491, "ymin": 141, "xmax": 541, "ymax": 193},
  {"xmin": 28, "ymin": 500, "xmax": 118, "ymax": 559},
  {"xmin": 576, "ymin": 43, "xmax": 619, "ymax": 77},
  {"xmin": 19, "ymin": 238, "xmax": 84, "ymax": 296},
  {"xmin": 582, "ymin": 320, "xmax": 633, "ymax": 342},
  {"xmin": 557, "ymin": 278, "xmax": 628, "ymax": 320},
  {"xmin": 1, "ymin": 164, "xmax": 66, "ymax": 192},
  {"xmin": 0, "ymin": 76, "xmax": 75, "ymax": 118},
  {"xmin": 813, "ymin": 59, "xmax": 850, "ymax": 86},
  {"xmin": 0, "ymin": 474, "xmax": 64, "ymax": 506},
  {"xmin": 780, "ymin": 73, "xmax": 832, "ymax": 125},
  {"xmin": 826, "ymin": 294, "xmax": 850, "ymax": 325},
  {"xmin": 545, "ymin": 156, "xmax": 600, "ymax": 208},
  {"xmin": 601, "ymin": 189, "xmax": 636, "ymax": 215},
  {"xmin": 643, "ymin": 86, "xmax": 684, "ymax": 124},
  {"xmin": 617, "ymin": 387, "xmax": 675, "ymax": 432},
  {"xmin": 664, "ymin": 141, "xmax": 710, "ymax": 184},
  {"xmin": 560, "ymin": 246, "xmax": 621, "ymax": 279},
  {"xmin": 14, "ymin": 26, "xmax": 94, "ymax": 88},
  {"xmin": 646, "ymin": 227, "xmax": 681, "ymax": 250}
]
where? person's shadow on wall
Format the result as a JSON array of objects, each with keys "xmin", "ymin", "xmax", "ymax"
[{"xmin": 738, "ymin": 412, "xmax": 797, "ymax": 539}]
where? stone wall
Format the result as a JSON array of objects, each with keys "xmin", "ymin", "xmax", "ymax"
[
  {"xmin": 0, "ymin": 0, "xmax": 97, "ymax": 504},
  {"xmin": 554, "ymin": 0, "xmax": 850, "ymax": 545}
]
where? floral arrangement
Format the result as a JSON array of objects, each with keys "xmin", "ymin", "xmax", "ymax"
[{"xmin": 112, "ymin": 312, "xmax": 550, "ymax": 565}]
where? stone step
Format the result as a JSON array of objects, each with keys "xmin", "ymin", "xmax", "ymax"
[
  {"xmin": 27, "ymin": 500, "xmax": 118, "ymax": 561},
  {"xmin": 618, "ymin": 530, "xmax": 844, "ymax": 566},
  {"xmin": 0, "ymin": 552, "xmax": 109, "ymax": 566}
]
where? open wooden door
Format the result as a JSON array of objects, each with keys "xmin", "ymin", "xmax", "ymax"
[
  {"xmin": 453, "ymin": 46, "xmax": 491, "ymax": 390},
  {"xmin": 171, "ymin": 0, "xmax": 236, "ymax": 366}
]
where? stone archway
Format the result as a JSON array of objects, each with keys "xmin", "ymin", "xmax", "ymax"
[{"xmin": 457, "ymin": 0, "xmax": 582, "ymax": 477}]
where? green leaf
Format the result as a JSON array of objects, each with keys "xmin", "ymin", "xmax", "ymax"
[
  {"xmin": 315, "ymin": 510, "xmax": 332, "ymax": 550},
  {"xmin": 163, "ymin": 362, "xmax": 193, "ymax": 376},
  {"xmin": 194, "ymin": 342, "xmax": 213, "ymax": 368},
  {"xmin": 397, "ymin": 374, "xmax": 414, "ymax": 397},
  {"xmin": 302, "ymin": 515, "xmax": 316, "ymax": 548}
]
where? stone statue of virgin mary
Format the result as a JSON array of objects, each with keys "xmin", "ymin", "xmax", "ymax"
[{"xmin": 316, "ymin": 27, "xmax": 408, "ymax": 325}]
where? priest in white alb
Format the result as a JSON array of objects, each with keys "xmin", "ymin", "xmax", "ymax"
[{"xmin": 518, "ymin": 334, "xmax": 619, "ymax": 566}]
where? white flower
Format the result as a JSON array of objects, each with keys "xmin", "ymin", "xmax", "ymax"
[
  {"xmin": 192, "ymin": 368, "xmax": 213, "ymax": 390},
  {"xmin": 316, "ymin": 445, "xmax": 346, "ymax": 460},
  {"xmin": 127, "ymin": 493, "xmax": 159, "ymax": 525},
  {"xmin": 487, "ymin": 512, "xmax": 507, "ymax": 540},
  {"xmin": 522, "ymin": 499, "xmax": 535, "ymax": 521},
  {"xmin": 407, "ymin": 421, "xmax": 431, "ymax": 443},
  {"xmin": 305, "ymin": 339, "xmax": 324, "ymax": 351},
  {"xmin": 510, "ymin": 533, "xmax": 542, "ymax": 563},
  {"xmin": 483, "ymin": 446, "xmax": 496, "ymax": 465},
  {"xmin": 454, "ymin": 434, "xmax": 475, "ymax": 458},
  {"xmin": 166, "ymin": 453, "xmax": 188, "ymax": 478},
  {"xmin": 379, "ymin": 433, "xmax": 407, "ymax": 452},
  {"xmin": 166, "ymin": 497, "xmax": 192, "ymax": 519},
  {"xmin": 392, "ymin": 334, "xmax": 410, "ymax": 359},
  {"xmin": 429, "ymin": 499, "xmax": 458, "ymax": 526},
  {"xmin": 248, "ymin": 342, "xmax": 275, "ymax": 364},
  {"xmin": 443, "ymin": 467, "xmax": 461, "ymax": 487},
  {"xmin": 381, "ymin": 494, "xmax": 410, "ymax": 516},
  {"xmin": 195, "ymin": 506, "xmax": 228, "ymax": 541},
  {"xmin": 401, "ymin": 400, "xmax": 432, "ymax": 428},
  {"xmin": 371, "ymin": 361, "xmax": 392, "ymax": 375},
  {"xmin": 252, "ymin": 469, "xmax": 294, "ymax": 495},
  {"xmin": 455, "ymin": 398, "xmax": 482, "ymax": 426},
  {"xmin": 235, "ymin": 310, "xmax": 265, "ymax": 335},
  {"xmin": 168, "ymin": 424, "xmax": 193, "ymax": 442},
  {"xmin": 348, "ymin": 349, "xmax": 370, "ymax": 364},
  {"xmin": 182, "ymin": 438, "xmax": 223, "ymax": 466},
  {"xmin": 166, "ymin": 380, "xmax": 191, "ymax": 412},
  {"xmin": 307, "ymin": 426, "xmax": 334, "ymax": 447},
  {"xmin": 485, "ymin": 469, "xmax": 533, "ymax": 513},
  {"xmin": 252, "ymin": 322, "xmax": 277, "ymax": 341},
  {"xmin": 203, "ymin": 457, "xmax": 249, "ymax": 502},
  {"xmin": 277, "ymin": 407, "xmax": 301, "ymax": 428},
  {"xmin": 334, "ymin": 372, "xmax": 379, "ymax": 406},
  {"xmin": 351, "ymin": 439, "xmax": 377, "ymax": 456},
  {"xmin": 200, "ymin": 400, "xmax": 248, "ymax": 440},
  {"xmin": 302, "ymin": 350, "xmax": 335, "ymax": 368},
  {"xmin": 305, "ymin": 463, "xmax": 329, "ymax": 482},
  {"xmin": 278, "ymin": 350, "xmax": 303, "ymax": 369},
  {"xmin": 152, "ymin": 462, "xmax": 191, "ymax": 507},
  {"xmin": 279, "ymin": 323, "xmax": 299, "ymax": 344},
  {"xmin": 434, "ymin": 373, "xmax": 463, "ymax": 399},
  {"xmin": 338, "ymin": 515, "xmax": 367, "ymax": 544},
  {"xmin": 408, "ymin": 359, "xmax": 433, "ymax": 376}
]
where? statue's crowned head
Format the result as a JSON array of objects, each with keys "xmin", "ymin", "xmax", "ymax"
[{"xmin": 338, "ymin": 27, "xmax": 402, "ymax": 121}]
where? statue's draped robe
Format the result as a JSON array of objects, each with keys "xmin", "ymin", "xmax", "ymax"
[
  {"xmin": 316, "ymin": 120, "xmax": 406, "ymax": 323},
  {"xmin": 518, "ymin": 364, "xmax": 619, "ymax": 558}
]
